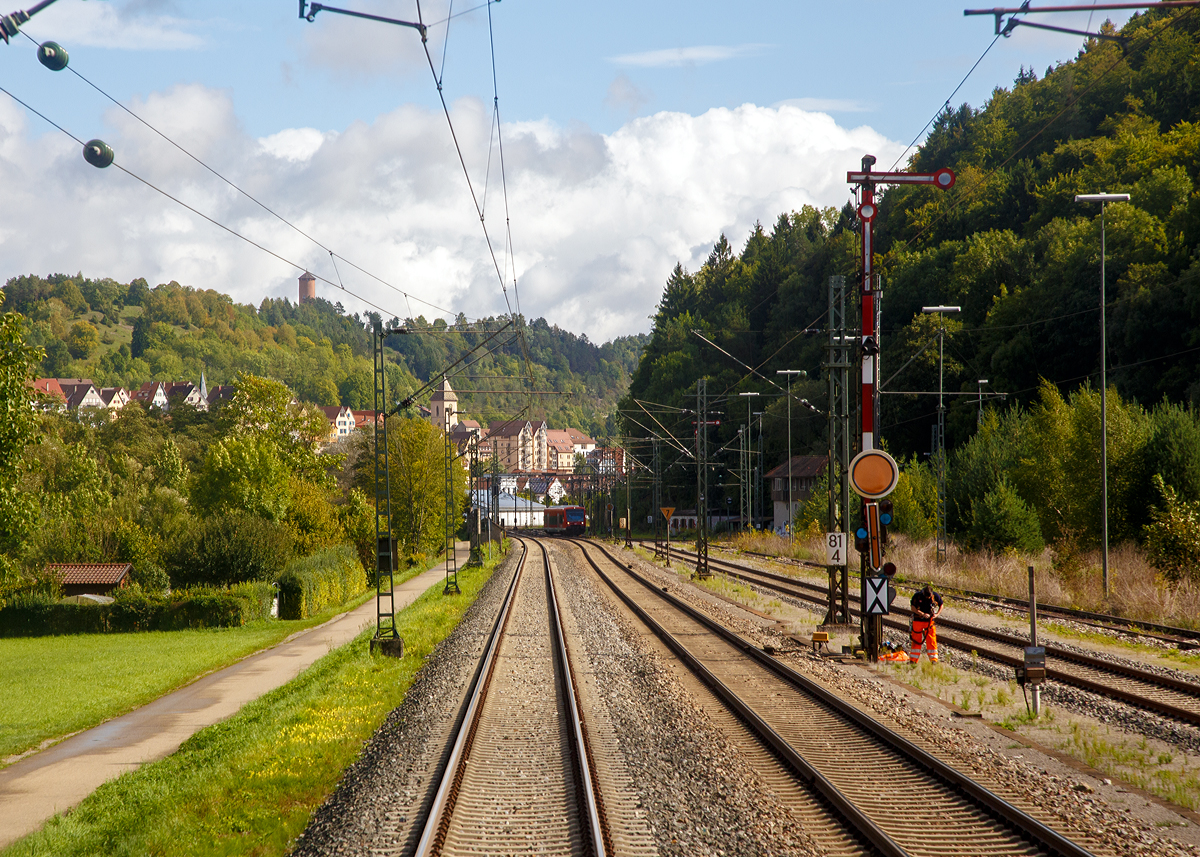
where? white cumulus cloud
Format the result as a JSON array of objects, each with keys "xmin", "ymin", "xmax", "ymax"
[
  {"xmin": 25, "ymin": 0, "xmax": 206, "ymax": 50},
  {"xmin": 0, "ymin": 88, "xmax": 900, "ymax": 342},
  {"xmin": 609, "ymin": 44, "xmax": 770, "ymax": 68}
]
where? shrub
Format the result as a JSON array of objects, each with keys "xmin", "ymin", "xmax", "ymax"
[
  {"xmin": 130, "ymin": 560, "xmax": 170, "ymax": 593},
  {"xmin": 0, "ymin": 583, "xmax": 279, "ymax": 637},
  {"xmin": 1144, "ymin": 475, "xmax": 1200, "ymax": 583},
  {"xmin": 230, "ymin": 580, "xmax": 277, "ymax": 621},
  {"xmin": 891, "ymin": 458, "xmax": 936, "ymax": 540},
  {"xmin": 968, "ymin": 477, "xmax": 1045, "ymax": 554},
  {"xmin": 277, "ymin": 544, "xmax": 366, "ymax": 620},
  {"xmin": 164, "ymin": 511, "xmax": 292, "ymax": 589},
  {"xmin": 0, "ymin": 592, "xmax": 107, "ymax": 636}
]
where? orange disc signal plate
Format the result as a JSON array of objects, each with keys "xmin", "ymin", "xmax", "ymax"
[{"xmin": 849, "ymin": 449, "xmax": 899, "ymax": 500}]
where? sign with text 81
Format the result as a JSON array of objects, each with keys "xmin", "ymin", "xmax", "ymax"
[{"xmin": 826, "ymin": 532, "xmax": 848, "ymax": 566}]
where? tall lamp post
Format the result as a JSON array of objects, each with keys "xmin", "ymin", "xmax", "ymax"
[
  {"xmin": 1075, "ymin": 192, "xmax": 1129, "ymax": 598},
  {"xmin": 921, "ymin": 306, "xmax": 960, "ymax": 565},
  {"xmin": 776, "ymin": 370, "xmax": 806, "ymax": 543},
  {"xmin": 738, "ymin": 392, "xmax": 760, "ymax": 532},
  {"xmin": 753, "ymin": 410, "xmax": 764, "ymax": 531}
]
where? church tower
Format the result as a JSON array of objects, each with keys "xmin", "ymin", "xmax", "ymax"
[{"xmin": 429, "ymin": 376, "xmax": 458, "ymax": 429}]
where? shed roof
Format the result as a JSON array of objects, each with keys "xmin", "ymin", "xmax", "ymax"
[
  {"xmin": 765, "ymin": 455, "xmax": 827, "ymax": 480},
  {"xmin": 49, "ymin": 563, "xmax": 133, "ymax": 585}
]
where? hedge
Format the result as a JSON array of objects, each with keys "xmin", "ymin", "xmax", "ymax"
[
  {"xmin": 0, "ymin": 582, "xmax": 277, "ymax": 638},
  {"xmin": 276, "ymin": 544, "xmax": 367, "ymax": 620}
]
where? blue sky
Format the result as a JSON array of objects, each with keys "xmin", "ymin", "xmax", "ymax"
[{"xmin": 0, "ymin": 1, "xmax": 1131, "ymax": 340}]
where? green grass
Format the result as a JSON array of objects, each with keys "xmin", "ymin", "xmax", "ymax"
[
  {"xmin": 0, "ymin": 591, "xmax": 376, "ymax": 764},
  {"xmin": 1058, "ymin": 722, "xmax": 1200, "ymax": 810},
  {"xmin": 2, "ymin": 554, "xmax": 503, "ymax": 856}
]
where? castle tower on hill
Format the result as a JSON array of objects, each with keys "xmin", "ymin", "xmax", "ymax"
[
  {"xmin": 429, "ymin": 376, "xmax": 458, "ymax": 429},
  {"xmin": 298, "ymin": 271, "xmax": 316, "ymax": 304}
]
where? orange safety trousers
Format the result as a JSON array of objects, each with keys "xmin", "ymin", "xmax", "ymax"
[{"xmin": 909, "ymin": 619, "xmax": 938, "ymax": 663}]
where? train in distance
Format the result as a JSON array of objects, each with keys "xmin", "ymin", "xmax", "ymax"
[{"xmin": 543, "ymin": 505, "xmax": 587, "ymax": 535}]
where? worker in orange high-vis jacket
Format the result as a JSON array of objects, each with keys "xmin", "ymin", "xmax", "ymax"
[{"xmin": 909, "ymin": 583, "xmax": 944, "ymax": 664}]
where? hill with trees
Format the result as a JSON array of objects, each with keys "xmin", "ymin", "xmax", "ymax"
[
  {"xmin": 2, "ymin": 273, "xmax": 645, "ymax": 439},
  {"xmin": 619, "ymin": 8, "xmax": 1200, "ymax": 573},
  {"xmin": 0, "ymin": 273, "xmax": 645, "ymax": 601}
]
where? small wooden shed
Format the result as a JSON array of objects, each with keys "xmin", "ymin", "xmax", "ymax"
[{"xmin": 49, "ymin": 563, "xmax": 133, "ymax": 597}]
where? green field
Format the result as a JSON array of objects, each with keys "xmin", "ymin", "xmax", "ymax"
[
  {"xmin": 0, "ymin": 591, "xmax": 374, "ymax": 764},
  {"xmin": 3, "ymin": 550, "xmax": 506, "ymax": 856}
]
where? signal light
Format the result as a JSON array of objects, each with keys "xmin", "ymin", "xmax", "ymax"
[{"xmin": 879, "ymin": 498, "xmax": 894, "ymax": 548}]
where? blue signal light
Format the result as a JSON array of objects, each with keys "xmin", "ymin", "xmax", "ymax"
[
  {"xmin": 856, "ymin": 527, "xmax": 868, "ymax": 539},
  {"xmin": 879, "ymin": 512, "xmax": 892, "ymax": 526}
]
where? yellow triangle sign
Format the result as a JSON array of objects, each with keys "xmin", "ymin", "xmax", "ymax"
[{"xmin": 660, "ymin": 506, "xmax": 675, "ymax": 520}]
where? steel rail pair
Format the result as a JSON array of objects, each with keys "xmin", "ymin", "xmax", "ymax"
[
  {"xmin": 700, "ymin": 541, "xmax": 1200, "ymax": 648},
  {"xmin": 412, "ymin": 537, "xmax": 609, "ymax": 857},
  {"xmin": 663, "ymin": 544, "xmax": 1200, "ymax": 726},
  {"xmin": 573, "ymin": 538, "xmax": 1096, "ymax": 857}
]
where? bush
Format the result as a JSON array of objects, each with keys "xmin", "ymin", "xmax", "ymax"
[
  {"xmin": 165, "ymin": 511, "xmax": 292, "ymax": 589},
  {"xmin": 968, "ymin": 478, "xmax": 1045, "ymax": 554},
  {"xmin": 1144, "ymin": 475, "xmax": 1200, "ymax": 583},
  {"xmin": 0, "ymin": 592, "xmax": 107, "ymax": 636},
  {"xmin": 130, "ymin": 560, "xmax": 170, "ymax": 593},
  {"xmin": 0, "ymin": 582, "xmax": 278, "ymax": 637},
  {"xmin": 231, "ymin": 580, "xmax": 277, "ymax": 620},
  {"xmin": 277, "ymin": 544, "xmax": 367, "ymax": 620}
]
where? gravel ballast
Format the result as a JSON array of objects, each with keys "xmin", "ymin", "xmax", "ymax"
[{"xmin": 293, "ymin": 539, "xmax": 1200, "ymax": 856}]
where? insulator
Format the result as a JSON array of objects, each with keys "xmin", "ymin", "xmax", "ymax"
[
  {"xmin": 82, "ymin": 139, "xmax": 114, "ymax": 169},
  {"xmin": 37, "ymin": 41, "xmax": 68, "ymax": 71}
]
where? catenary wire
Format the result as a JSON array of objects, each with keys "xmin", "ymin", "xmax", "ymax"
[
  {"xmin": 0, "ymin": 83, "xmax": 437, "ymax": 328},
  {"xmin": 894, "ymin": 8, "xmax": 1195, "ymax": 253},
  {"xmin": 886, "ymin": 29, "xmax": 1006, "ymax": 171},
  {"xmin": 16, "ymin": 31, "xmax": 462, "ymax": 321}
]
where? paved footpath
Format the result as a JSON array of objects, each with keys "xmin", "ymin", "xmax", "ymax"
[{"xmin": 0, "ymin": 544, "xmax": 471, "ymax": 849}]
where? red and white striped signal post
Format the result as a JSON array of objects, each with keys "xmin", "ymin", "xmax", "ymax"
[
  {"xmin": 846, "ymin": 156, "xmax": 954, "ymax": 661},
  {"xmin": 846, "ymin": 156, "xmax": 955, "ymax": 453}
]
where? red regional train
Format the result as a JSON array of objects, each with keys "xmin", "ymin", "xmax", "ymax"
[{"xmin": 543, "ymin": 505, "xmax": 587, "ymax": 535}]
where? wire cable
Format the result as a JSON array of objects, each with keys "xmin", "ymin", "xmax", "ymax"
[
  {"xmin": 16, "ymin": 31, "xmax": 461, "ymax": 321},
  {"xmin": 0, "ymin": 83, "xmax": 428, "ymax": 327},
  {"xmin": 886, "ymin": 29, "xmax": 1006, "ymax": 172},
  {"xmin": 894, "ymin": 8, "xmax": 1194, "ymax": 253}
]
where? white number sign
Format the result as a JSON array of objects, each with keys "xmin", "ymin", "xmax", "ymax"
[{"xmin": 826, "ymin": 532, "xmax": 848, "ymax": 566}]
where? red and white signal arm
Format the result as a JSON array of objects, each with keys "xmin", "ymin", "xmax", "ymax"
[
  {"xmin": 933, "ymin": 168, "xmax": 956, "ymax": 189},
  {"xmin": 849, "ymin": 448, "xmax": 899, "ymax": 500}
]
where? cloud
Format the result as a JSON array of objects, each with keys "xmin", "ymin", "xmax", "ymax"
[
  {"xmin": 773, "ymin": 97, "xmax": 872, "ymax": 113},
  {"xmin": 296, "ymin": 0, "xmax": 454, "ymax": 80},
  {"xmin": 609, "ymin": 44, "xmax": 769, "ymax": 68},
  {"xmin": 0, "ymin": 90, "xmax": 900, "ymax": 342},
  {"xmin": 25, "ymin": 0, "xmax": 206, "ymax": 50},
  {"xmin": 259, "ymin": 128, "xmax": 332, "ymax": 162},
  {"xmin": 604, "ymin": 74, "xmax": 651, "ymax": 117}
]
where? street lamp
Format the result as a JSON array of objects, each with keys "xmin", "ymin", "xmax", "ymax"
[
  {"xmin": 753, "ymin": 411, "xmax": 764, "ymax": 532},
  {"xmin": 1075, "ymin": 192, "xmax": 1129, "ymax": 598},
  {"xmin": 776, "ymin": 370, "xmax": 806, "ymax": 543},
  {"xmin": 738, "ymin": 391, "xmax": 760, "ymax": 531},
  {"xmin": 921, "ymin": 306, "xmax": 960, "ymax": 565}
]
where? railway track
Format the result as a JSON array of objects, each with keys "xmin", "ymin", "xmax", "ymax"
[
  {"xmin": 655, "ymin": 543, "xmax": 1200, "ymax": 727},
  {"xmin": 413, "ymin": 536, "xmax": 609, "ymax": 857},
  {"xmin": 700, "ymin": 541, "xmax": 1200, "ymax": 649},
  {"xmin": 570, "ymin": 537, "xmax": 1098, "ymax": 857}
]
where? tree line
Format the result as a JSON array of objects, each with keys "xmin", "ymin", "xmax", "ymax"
[{"xmin": 620, "ymin": 9, "xmax": 1200, "ymax": 577}]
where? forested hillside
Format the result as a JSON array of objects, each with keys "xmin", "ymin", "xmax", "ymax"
[
  {"xmin": 620, "ymin": 8, "xmax": 1200, "ymax": 565},
  {"xmin": 1, "ymin": 273, "xmax": 645, "ymax": 438}
]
